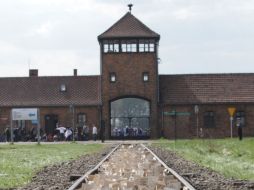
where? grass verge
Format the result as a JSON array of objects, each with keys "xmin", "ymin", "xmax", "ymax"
[
  {"xmin": 153, "ymin": 138, "xmax": 254, "ymax": 180},
  {"xmin": 0, "ymin": 143, "xmax": 104, "ymax": 189}
]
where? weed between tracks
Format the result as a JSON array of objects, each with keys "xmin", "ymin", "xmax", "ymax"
[
  {"xmin": 0, "ymin": 143, "xmax": 104, "ymax": 189},
  {"xmin": 154, "ymin": 138, "xmax": 254, "ymax": 180}
]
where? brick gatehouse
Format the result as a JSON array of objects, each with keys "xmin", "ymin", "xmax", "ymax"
[{"xmin": 0, "ymin": 10, "xmax": 253, "ymax": 140}]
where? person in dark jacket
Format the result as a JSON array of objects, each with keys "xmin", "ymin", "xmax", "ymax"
[{"xmin": 4, "ymin": 127, "xmax": 10, "ymax": 142}]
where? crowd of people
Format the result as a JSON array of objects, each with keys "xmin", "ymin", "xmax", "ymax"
[
  {"xmin": 0, "ymin": 122, "xmax": 102, "ymax": 142},
  {"xmin": 112, "ymin": 126, "xmax": 149, "ymax": 137},
  {"xmin": 1, "ymin": 126, "xmax": 41, "ymax": 142}
]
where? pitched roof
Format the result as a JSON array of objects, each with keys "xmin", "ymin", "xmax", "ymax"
[
  {"xmin": 160, "ymin": 74, "xmax": 254, "ymax": 105},
  {"xmin": 0, "ymin": 76, "xmax": 101, "ymax": 107},
  {"xmin": 98, "ymin": 12, "xmax": 160, "ymax": 40}
]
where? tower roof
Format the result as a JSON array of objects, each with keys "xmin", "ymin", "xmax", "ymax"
[{"xmin": 98, "ymin": 12, "xmax": 160, "ymax": 40}]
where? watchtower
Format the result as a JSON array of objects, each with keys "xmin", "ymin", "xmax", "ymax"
[{"xmin": 98, "ymin": 7, "xmax": 160, "ymax": 139}]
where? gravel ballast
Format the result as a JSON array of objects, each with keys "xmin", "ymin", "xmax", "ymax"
[
  {"xmin": 17, "ymin": 144, "xmax": 254, "ymax": 190},
  {"xmin": 149, "ymin": 146, "xmax": 254, "ymax": 190}
]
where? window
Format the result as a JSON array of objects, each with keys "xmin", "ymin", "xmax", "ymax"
[
  {"xmin": 204, "ymin": 111, "xmax": 215, "ymax": 128},
  {"xmin": 121, "ymin": 40, "xmax": 137, "ymax": 53},
  {"xmin": 77, "ymin": 113, "xmax": 86, "ymax": 125},
  {"xmin": 110, "ymin": 72, "xmax": 116, "ymax": 82},
  {"xmin": 60, "ymin": 84, "xmax": 66, "ymax": 92},
  {"xmin": 103, "ymin": 40, "xmax": 119, "ymax": 53},
  {"xmin": 139, "ymin": 40, "xmax": 155, "ymax": 52},
  {"xmin": 235, "ymin": 111, "xmax": 245, "ymax": 127},
  {"xmin": 122, "ymin": 43, "xmax": 137, "ymax": 52},
  {"xmin": 143, "ymin": 72, "xmax": 149, "ymax": 82}
]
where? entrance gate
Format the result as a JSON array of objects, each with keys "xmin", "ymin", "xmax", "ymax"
[{"xmin": 110, "ymin": 98, "xmax": 150, "ymax": 139}]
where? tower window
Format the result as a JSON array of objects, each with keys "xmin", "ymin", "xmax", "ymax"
[
  {"xmin": 121, "ymin": 40, "xmax": 137, "ymax": 53},
  {"xmin": 143, "ymin": 72, "xmax": 149, "ymax": 82},
  {"xmin": 122, "ymin": 43, "xmax": 137, "ymax": 52},
  {"xmin": 110, "ymin": 72, "xmax": 116, "ymax": 82},
  {"xmin": 139, "ymin": 40, "xmax": 155, "ymax": 52},
  {"xmin": 103, "ymin": 40, "xmax": 119, "ymax": 53}
]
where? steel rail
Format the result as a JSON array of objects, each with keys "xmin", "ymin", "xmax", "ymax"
[
  {"xmin": 141, "ymin": 143, "xmax": 196, "ymax": 190},
  {"xmin": 67, "ymin": 144, "xmax": 121, "ymax": 190}
]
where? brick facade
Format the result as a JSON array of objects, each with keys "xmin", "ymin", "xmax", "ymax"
[
  {"xmin": 161, "ymin": 104, "xmax": 254, "ymax": 139},
  {"xmin": 0, "ymin": 106, "xmax": 100, "ymax": 140},
  {"xmin": 101, "ymin": 53, "xmax": 159, "ymax": 138}
]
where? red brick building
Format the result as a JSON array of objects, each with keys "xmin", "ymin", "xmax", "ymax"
[{"xmin": 0, "ymin": 11, "xmax": 253, "ymax": 140}]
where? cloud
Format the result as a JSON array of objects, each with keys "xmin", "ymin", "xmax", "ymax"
[
  {"xmin": 0, "ymin": 0, "xmax": 254, "ymax": 77},
  {"xmin": 27, "ymin": 21, "xmax": 54, "ymax": 38}
]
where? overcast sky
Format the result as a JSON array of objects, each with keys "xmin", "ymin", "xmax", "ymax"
[{"xmin": 0, "ymin": 0, "xmax": 254, "ymax": 77}]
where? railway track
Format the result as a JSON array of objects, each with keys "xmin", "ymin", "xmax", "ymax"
[{"xmin": 68, "ymin": 144, "xmax": 196, "ymax": 190}]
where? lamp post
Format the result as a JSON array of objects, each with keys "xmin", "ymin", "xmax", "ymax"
[{"xmin": 194, "ymin": 105, "xmax": 199, "ymax": 138}]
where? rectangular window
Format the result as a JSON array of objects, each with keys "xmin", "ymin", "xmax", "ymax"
[
  {"xmin": 110, "ymin": 72, "xmax": 116, "ymax": 82},
  {"xmin": 77, "ymin": 113, "xmax": 86, "ymax": 125},
  {"xmin": 144, "ymin": 44, "xmax": 149, "ymax": 52},
  {"xmin": 143, "ymin": 72, "xmax": 149, "ymax": 82},
  {"xmin": 122, "ymin": 43, "xmax": 137, "ymax": 52},
  {"xmin": 235, "ymin": 111, "xmax": 245, "ymax": 127},
  {"xmin": 114, "ymin": 44, "xmax": 119, "ymax": 52},
  {"xmin": 204, "ymin": 111, "xmax": 215, "ymax": 128},
  {"xmin": 103, "ymin": 40, "xmax": 119, "ymax": 53},
  {"xmin": 131, "ymin": 43, "xmax": 137, "ymax": 52},
  {"xmin": 120, "ymin": 40, "xmax": 137, "ymax": 53},
  {"xmin": 150, "ymin": 43, "xmax": 155, "ymax": 52},
  {"xmin": 139, "ymin": 43, "xmax": 145, "ymax": 52},
  {"xmin": 139, "ymin": 40, "xmax": 155, "ymax": 52},
  {"xmin": 121, "ymin": 43, "xmax": 127, "ymax": 52},
  {"xmin": 109, "ymin": 44, "xmax": 114, "ymax": 52},
  {"xmin": 103, "ymin": 44, "xmax": 109, "ymax": 53}
]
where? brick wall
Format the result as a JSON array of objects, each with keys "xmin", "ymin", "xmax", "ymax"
[
  {"xmin": 160, "ymin": 104, "xmax": 254, "ymax": 139},
  {"xmin": 101, "ymin": 52, "xmax": 159, "ymax": 138},
  {"xmin": 0, "ymin": 106, "xmax": 100, "ymax": 139}
]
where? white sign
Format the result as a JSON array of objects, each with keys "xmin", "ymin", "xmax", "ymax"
[{"xmin": 12, "ymin": 108, "xmax": 38, "ymax": 121}]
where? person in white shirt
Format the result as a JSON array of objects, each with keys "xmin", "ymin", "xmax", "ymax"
[
  {"xmin": 65, "ymin": 127, "xmax": 72, "ymax": 141},
  {"xmin": 56, "ymin": 124, "xmax": 66, "ymax": 141},
  {"xmin": 92, "ymin": 124, "xmax": 97, "ymax": 141}
]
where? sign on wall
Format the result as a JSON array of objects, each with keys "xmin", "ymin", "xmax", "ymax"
[{"xmin": 12, "ymin": 108, "xmax": 38, "ymax": 121}]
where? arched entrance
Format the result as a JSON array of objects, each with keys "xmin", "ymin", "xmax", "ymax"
[{"xmin": 110, "ymin": 97, "xmax": 150, "ymax": 139}]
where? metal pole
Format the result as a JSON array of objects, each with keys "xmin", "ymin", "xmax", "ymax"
[
  {"xmin": 174, "ymin": 111, "xmax": 177, "ymax": 152},
  {"xmin": 37, "ymin": 109, "xmax": 40, "ymax": 145},
  {"xmin": 10, "ymin": 110, "xmax": 14, "ymax": 145},
  {"xmin": 194, "ymin": 105, "xmax": 199, "ymax": 138},
  {"xmin": 161, "ymin": 108, "xmax": 164, "ymax": 137},
  {"xmin": 230, "ymin": 116, "xmax": 233, "ymax": 138},
  {"xmin": 174, "ymin": 113, "xmax": 176, "ymax": 142},
  {"xmin": 196, "ymin": 113, "xmax": 199, "ymax": 137},
  {"xmin": 72, "ymin": 105, "xmax": 75, "ymax": 142}
]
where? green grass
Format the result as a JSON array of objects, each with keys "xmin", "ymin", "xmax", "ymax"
[
  {"xmin": 0, "ymin": 143, "xmax": 104, "ymax": 189},
  {"xmin": 153, "ymin": 138, "xmax": 254, "ymax": 180}
]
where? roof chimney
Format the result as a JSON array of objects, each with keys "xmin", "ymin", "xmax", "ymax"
[
  {"xmin": 73, "ymin": 69, "xmax": 77, "ymax": 76},
  {"xmin": 29, "ymin": 69, "xmax": 38, "ymax": 77}
]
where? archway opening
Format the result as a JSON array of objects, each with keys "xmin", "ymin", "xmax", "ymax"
[{"xmin": 110, "ymin": 97, "xmax": 150, "ymax": 139}]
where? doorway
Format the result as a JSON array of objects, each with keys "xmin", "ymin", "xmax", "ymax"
[{"xmin": 45, "ymin": 114, "xmax": 58, "ymax": 139}]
